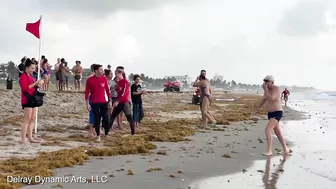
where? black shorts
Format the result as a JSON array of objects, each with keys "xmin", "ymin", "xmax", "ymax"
[
  {"xmin": 267, "ymin": 111, "xmax": 283, "ymax": 122},
  {"xmin": 22, "ymin": 102, "xmax": 38, "ymax": 110},
  {"xmin": 112, "ymin": 97, "xmax": 118, "ymax": 103},
  {"xmin": 55, "ymin": 72, "xmax": 60, "ymax": 81},
  {"xmin": 74, "ymin": 75, "xmax": 81, "ymax": 81}
]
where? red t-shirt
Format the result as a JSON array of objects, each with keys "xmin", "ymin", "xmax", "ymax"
[
  {"xmin": 117, "ymin": 79, "xmax": 130, "ymax": 103},
  {"xmin": 84, "ymin": 75, "xmax": 111, "ymax": 104},
  {"xmin": 19, "ymin": 73, "xmax": 36, "ymax": 105}
]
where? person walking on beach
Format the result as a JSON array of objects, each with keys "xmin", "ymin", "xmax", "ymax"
[
  {"xmin": 131, "ymin": 74, "xmax": 146, "ymax": 127},
  {"xmin": 112, "ymin": 66, "xmax": 126, "ymax": 129},
  {"xmin": 72, "ymin": 60, "xmax": 83, "ymax": 91},
  {"xmin": 257, "ymin": 75, "xmax": 292, "ymax": 156},
  {"xmin": 87, "ymin": 64, "xmax": 96, "ymax": 137},
  {"xmin": 41, "ymin": 59, "xmax": 50, "ymax": 91},
  {"xmin": 281, "ymin": 88, "xmax": 290, "ymax": 106},
  {"xmin": 104, "ymin": 69, "xmax": 114, "ymax": 117},
  {"xmin": 193, "ymin": 74, "xmax": 217, "ymax": 127},
  {"xmin": 109, "ymin": 69, "xmax": 135, "ymax": 135},
  {"xmin": 19, "ymin": 58, "xmax": 44, "ymax": 144},
  {"xmin": 85, "ymin": 64, "xmax": 112, "ymax": 142}
]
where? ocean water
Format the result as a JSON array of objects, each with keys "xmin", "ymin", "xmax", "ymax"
[{"xmin": 189, "ymin": 91, "xmax": 336, "ymax": 189}]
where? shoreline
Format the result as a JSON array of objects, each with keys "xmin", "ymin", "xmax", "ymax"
[{"xmin": 0, "ymin": 89, "xmax": 302, "ymax": 189}]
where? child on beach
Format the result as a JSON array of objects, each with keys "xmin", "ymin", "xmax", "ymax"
[{"xmin": 131, "ymin": 74, "xmax": 146, "ymax": 127}]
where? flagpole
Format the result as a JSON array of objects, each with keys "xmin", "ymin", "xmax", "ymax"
[{"xmin": 34, "ymin": 15, "xmax": 42, "ymax": 134}]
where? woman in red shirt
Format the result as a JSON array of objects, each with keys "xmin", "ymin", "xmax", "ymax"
[{"xmin": 19, "ymin": 59, "xmax": 44, "ymax": 144}]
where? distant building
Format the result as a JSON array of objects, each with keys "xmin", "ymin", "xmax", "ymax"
[
  {"xmin": 164, "ymin": 75, "xmax": 191, "ymax": 84},
  {"xmin": 213, "ymin": 74, "xmax": 223, "ymax": 82}
]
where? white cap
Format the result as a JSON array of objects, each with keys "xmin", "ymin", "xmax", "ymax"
[{"xmin": 264, "ymin": 75, "xmax": 274, "ymax": 82}]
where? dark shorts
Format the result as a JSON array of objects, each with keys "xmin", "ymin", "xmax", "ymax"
[
  {"xmin": 22, "ymin": 102, "xmax": 38, "ymax": 110},
  {"xmin": 112, "ymin": 97, "xmax": 118, "ymax": 103},
  {"xmin": 267, "ymin": 111, "xmax": 283, "ymax": 122},
  {"xmin": 74, "ymin": 75, "xmax": 81, "ymax": 81},
  {"xmin": 55, "ymin": 72, "xmax": 60, "ymax": 81}
]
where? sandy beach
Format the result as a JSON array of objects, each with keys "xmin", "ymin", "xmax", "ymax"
[{"xmin": 0, "ymin": 89, "xmax": 335, "ymax": 189}]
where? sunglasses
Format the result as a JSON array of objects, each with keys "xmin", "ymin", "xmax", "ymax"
[{"xmin": 263, "ymin": 79, "xmax": 270, "ymax": 82}]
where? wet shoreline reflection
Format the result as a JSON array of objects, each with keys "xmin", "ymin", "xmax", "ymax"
[{"xmin": 262, "ymin": 155, "xmax": 288, "ymax": 189}]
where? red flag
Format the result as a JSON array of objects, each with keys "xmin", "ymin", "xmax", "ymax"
[{"xmin": 26, "ymin": 17, "xmax": 41, "ymax": 39}]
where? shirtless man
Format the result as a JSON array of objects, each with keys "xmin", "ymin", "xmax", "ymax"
[
  {"xmin": 257, "ymin": 75, "xmax": 292, "ymax": 156},
  {"xmin": 281, "ymin": 88, "xmax": 290, "ymax": 106},
  {"xmin": 72, "ymin": 60, "xmax": 83, "ymax": 91}
]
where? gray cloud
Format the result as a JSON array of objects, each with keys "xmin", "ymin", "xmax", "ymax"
[
  {"xmin": 35, "ymin": 0, "xmax": 196, "ymax": 17},
  {"xmin": 277, "ymin": 0, "xmax": 330, "ymax": 36}
]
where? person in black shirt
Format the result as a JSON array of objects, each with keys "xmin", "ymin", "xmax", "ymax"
[{"xmin": 131, "ymin": 74, "xmax": 146, "ymax": 127}]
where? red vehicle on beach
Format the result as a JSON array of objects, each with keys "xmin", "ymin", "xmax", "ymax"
[
  {"xmin": 192, "ymin": 87, "xmax": 201, "ymax": 104},
  {"xmin": 163, "ymin": 81, "xmax": 180, "ymax": 92}
]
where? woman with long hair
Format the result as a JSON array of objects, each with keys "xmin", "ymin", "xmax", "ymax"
[
  {"xmin": 112, "ymin": 67, "xmax": 127, "ymax": 130},
  {"xmin": 19, "ymin": 58, "xmax": 44, "ymax": 144},
  {"xmin": 104, "ymin": 69, "xmax": 114, "ymax": 117},
  {"xmin": 193, "ymin": 74, "xmax": 217, "ymax": 127}
]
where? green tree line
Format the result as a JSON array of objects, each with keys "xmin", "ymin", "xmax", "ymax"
[{"xmin": 0, "ymin": 61, "xmax": 315, "ymax": 91}]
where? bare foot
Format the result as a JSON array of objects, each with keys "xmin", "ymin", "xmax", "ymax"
[
  {"xmin": 88, "ymin": 133, "xmax": 94, "ymax": 138},
  {"xmin": 28, "ymin": 139, "xmax": 40, "ymax": 143},
  {"xmin": 278, "ymin": 149, "xmax": 293, "ymax": 155},
  {"xmin": 20, "ymin": 140, "xmax": 28, "ymax": 144},
  {"xmin": 262, "ymin": 152, "xmax": 273, "ymax": 156}
]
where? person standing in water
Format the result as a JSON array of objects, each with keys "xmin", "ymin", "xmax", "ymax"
[
  {"xmin": 281, "ymin": 88, "xmax": 290, "ymax": 106},
  {"xmin": 19, "ymin": 58, "xmax": 44, "ymax": 144},
  {"xmin": 109, "ymin": 69, "xmax": 135, "ymax": 135},
  {"xmin": 131, "ymin": 74, "xmax": 146, "ymax": 127},
  {"xmin": 257, "ymin": 75, "xmax": 292, "ymax": 156},
  {"xmin": 85, "ymin": 64, "xmax": 112, "ymax": 142},
  {"xmin": 193, "ymin": 74, "xmax": 217, "ymax": 127}
]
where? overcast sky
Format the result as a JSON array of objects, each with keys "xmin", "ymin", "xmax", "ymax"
[{"xmin": 1, "ymin": 0, "xmax": 336, "ymax": 90}]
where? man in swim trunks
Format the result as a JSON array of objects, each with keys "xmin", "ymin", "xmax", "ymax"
[
  {"xmin": 72, "ymin": 60, "xmax": 83, "ymax": 91},
  {"xmin": 257, "ymin": 75, "xmax": 292, "ymax": 156},
  {"xmin": 281, "ymin": 88, "xmax": 290, "ymax": 106}
]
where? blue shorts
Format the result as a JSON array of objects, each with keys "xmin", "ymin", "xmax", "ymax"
[
  {"xmin": 133, "ymin": 103, "xmax": 144, "ymax": 122},
  {"xmin": 88, "ymin": 96, "xmax": 95, "ymax": 124},
  {"xmin": 89, "ymin": 110, "xmax": 95, "ymax": 124}
]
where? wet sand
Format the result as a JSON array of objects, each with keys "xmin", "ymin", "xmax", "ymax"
[
  {"xmin": 190, "ymin": 101, "xmax": 336, "ymax": 189},
  {"xmin": 21, "ymin": 107, "xmax": 303, "ymax": 189}
]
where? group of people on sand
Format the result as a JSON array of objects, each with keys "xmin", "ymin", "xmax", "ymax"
[
  {"xmin": 18, "ymin": 58, "xmax": 292, "ymax": 156},
  {"xmin": 84, "ymin": 64, "xmax": 146, "ymax": 142},
  {"xmin": 18, "ymin": 55, "xmax": 85, "ymax": 92}
]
